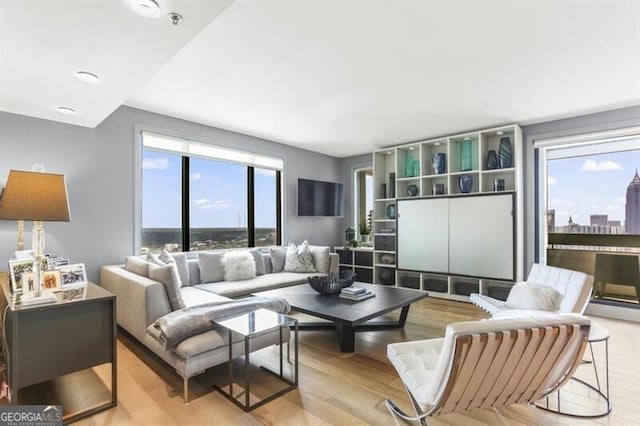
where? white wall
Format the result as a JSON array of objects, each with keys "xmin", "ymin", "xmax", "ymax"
[{"xmin": 0, "ymin": 106, "xmax": 343, "ymax": 282}]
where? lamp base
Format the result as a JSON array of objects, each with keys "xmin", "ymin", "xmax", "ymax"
[{"xmin": 21, "ymin": 292, "xmax": 57, "ymax": 306}]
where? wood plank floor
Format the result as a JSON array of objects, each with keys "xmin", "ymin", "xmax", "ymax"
[{"xmin": 70, "ymin": 298, "xmax": 640, "ymax": 425}]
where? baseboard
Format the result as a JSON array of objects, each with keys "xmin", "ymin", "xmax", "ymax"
[{"xmin": 586, "ymin": 302, "xmax": 640, "ymax": 322}]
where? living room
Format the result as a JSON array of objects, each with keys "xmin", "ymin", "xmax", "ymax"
[{"xmin": 0, "ymin": 1, "xmax": 639, "ymax": 424}]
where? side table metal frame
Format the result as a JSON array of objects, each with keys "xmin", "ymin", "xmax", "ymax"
[
  {"xmin": 213, "ymin": 313, "xmax": 298, "ymax": 412},
  {"xmin": 538, "ymin": 333, "xmax": 611, "ymax": 418}
]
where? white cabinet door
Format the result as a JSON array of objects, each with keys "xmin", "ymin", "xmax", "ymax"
[
  {"xmin": 448, "ymin": 194, "xmax": 514, "ymax": 280},
  {"xmin": 397, "ymin": 198, "xmax": 449, "ymax": 273}
]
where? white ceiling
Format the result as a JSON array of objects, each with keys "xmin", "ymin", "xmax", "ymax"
[{"xmin": 2, "ymin": 1, "xmax": 639, "ymax": 158}]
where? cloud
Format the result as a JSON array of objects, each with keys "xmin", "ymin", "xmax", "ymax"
[
  {"xmin": 193, "ymin": 198, "xmax": 232, "ymax": 210},
  {"xmin": 142, "ymin": 157, "xmax": 169, "ymax": 170},
  {"xmin": 190, "ymin": 173, "xmax": 202, "ymax": 180},
  {"xmin": 547, "ymin": 176, "xmax": 557, "ymax": 185},
  {"xmin": 580, "ymin": 159, "xmax": 623, "ymax": 172}
]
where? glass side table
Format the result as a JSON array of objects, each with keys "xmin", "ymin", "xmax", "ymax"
[
  {"xmin": 537, "ymin": 322, "xmax": 611, "ymax": 418},
  {"xmin": 212, "ymin": 308, "xmax": 298, "ymax": 411}
]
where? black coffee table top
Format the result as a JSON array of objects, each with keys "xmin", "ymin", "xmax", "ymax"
[{"xmin": 254, "ymin": 283, "xmax": 428, "ymax": 325}]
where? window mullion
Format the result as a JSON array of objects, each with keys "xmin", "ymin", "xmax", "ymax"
[
  {"xmin": 248, "ymin": 167, "xmax": 255, "ymax": 247},
  {"xmin": 182, "ymin": 156, "xmax": 190, "ymax": 251}
]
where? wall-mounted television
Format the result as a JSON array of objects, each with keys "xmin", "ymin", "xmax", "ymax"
[{"xmin": 297, "ymin": 178, "xmax": 344, "ymax": 217}]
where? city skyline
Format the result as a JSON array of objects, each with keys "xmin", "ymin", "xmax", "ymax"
[{"xmin": 547, "ymin": 149, "xmax": 640, "ymax": 230}]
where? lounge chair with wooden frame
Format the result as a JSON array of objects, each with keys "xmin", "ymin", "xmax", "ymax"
[{"xmin": 385, "ymin": 314, "xmax": 591, "ymax": 425}]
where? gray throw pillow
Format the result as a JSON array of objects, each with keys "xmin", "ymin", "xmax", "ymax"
[
  {"xmin": 159, "ymin": 249, "xmax": 190, "ymax": 287},
  {"xmin": 125, "ymin": 256, "xmax": 150, "ymax": 277},
  {"xmin": 309, "ymin": 245, "xmax": 330, "ymax": 274},
  {"xmin": 149, "ymin": 263, "xmax": 185, "ymax": 311},
  {"xmin": 269, "ymin": 247, "xmax": 286, "ymax": 273},
  {"xmin": 198, "ymin": 251, "xmax": 225, "ymax": 283},
  {"xmin": 250, "ymin": 248, "xmax": 266, "ymax": 276}
]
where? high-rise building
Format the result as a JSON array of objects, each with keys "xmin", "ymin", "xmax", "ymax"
[
  {"xmin": 626, "ymin": 170, "xmax": 640, "ymax": 234},
  {"xmin": 590, "ymin": 214, "xmax": 608, "ymax": 226},
  {"xmin": 547, "ymin": 209, "xmax": 556, "ymax": 232}
]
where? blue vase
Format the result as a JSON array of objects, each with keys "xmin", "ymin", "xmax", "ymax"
[
  {"xmin": 498, "ymin": 137, "xmax": 512, "ymax": 168},
  {"xmin": 486, "ymin": 150, "xmax": 498, "ymax": 170},
  {"xmin": 458, "ymin": 175, "xmax": 473, "ymax": 193},
  {"xmin": 432, "ymin": 153, "xmax": 446, "ymax": 174},
  {"xmin": 407, "ymin": 184, "xmax": 418, "ymax": 197},
  {"xmin": 405, "ymin": 153, "xmax": 414, "ymax": 177}
]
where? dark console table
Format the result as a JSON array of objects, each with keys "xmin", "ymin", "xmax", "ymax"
[{"xmin": 0, "ymin": 275, "xmax": 117, "ymax": 424}]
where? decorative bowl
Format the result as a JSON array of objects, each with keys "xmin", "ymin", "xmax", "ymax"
[{"xmin": 307, "ymin": 270, "xmax": 356, "ymax": 295}]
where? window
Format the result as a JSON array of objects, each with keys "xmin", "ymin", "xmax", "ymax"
[
  {"xmin": 354, "ymin": 168, "xmax": 374, "ymax": 236},
  {"xmin": 536, "ymin": 129, "xmax": 640, "ymax": 305},
  {"xmin": 140, "ymin": 132, "xmax": 283, "ymax": 253}
]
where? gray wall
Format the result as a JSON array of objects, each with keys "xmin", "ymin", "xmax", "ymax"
[{"xmin": 0, "ymin": 106, "xmax": 343, "ymax": 282}]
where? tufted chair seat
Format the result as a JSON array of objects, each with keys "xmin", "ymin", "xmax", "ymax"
[
  {"xmin": 386, "ymin": 314, "xmax": 591, "ymax": 424},
  {"xmin": 470, "ymin": 263, "xmax": 594, "ymax": 316}
]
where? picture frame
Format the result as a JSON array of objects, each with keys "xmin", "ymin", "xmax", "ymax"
[
  {"xmin": 14, "ymin": 250, "xmax": 35, "ymax": 260},
  {"xmin": 21, "ymin": 270, "xmax": 62, "ymax": 293},
  {"xmin": 62, "ymin": 285, "xmax": 87, "ymax": 301},
  {"xmin": 8, "ymin": 258, "xmax": 35, "ymax": 293},
  {"xmin": 57, "ymin": 263, "xmax": 88, "ymax": 288}
]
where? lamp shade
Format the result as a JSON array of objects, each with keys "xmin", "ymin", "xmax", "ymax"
[{"xmin": 0, "ymin": 170, "xmax": 70, "ymax": 221}]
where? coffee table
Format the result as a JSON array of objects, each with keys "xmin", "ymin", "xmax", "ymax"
[{"xmin": 255, "ymin": 283, "xmax": 428, "ymax": 352}]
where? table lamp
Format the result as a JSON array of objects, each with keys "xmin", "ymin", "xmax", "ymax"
[{"xmin": 0, "ymin": 169, "xmax": 70, "ymax": 304}]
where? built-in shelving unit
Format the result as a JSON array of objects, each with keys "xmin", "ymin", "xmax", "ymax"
[
  {"xmin": 372, "ymin": 124, "xmax": 524, "ymax": 301},
  {"xmin": 334, "ymin": 247, "xmax": 374, "ymax": 283}
]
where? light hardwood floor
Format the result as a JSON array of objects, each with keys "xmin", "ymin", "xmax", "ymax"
[{"xmin": 74, "ymin": 298, "xmax": 639, "ymax": 425}]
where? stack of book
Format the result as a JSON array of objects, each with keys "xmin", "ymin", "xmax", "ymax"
[{"xmin": 340, "ymin": 286, "xmax": 375, "ymax": 301}]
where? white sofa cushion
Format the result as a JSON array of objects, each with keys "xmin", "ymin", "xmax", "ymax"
[
  {"xmin": 223, "ymin": 251, "xmax": 256, "ymax": 281},
  {"xmin": 284, "ymin": 241, "xmax": 316, "ymax": 273},
  {"xmin": 505, "ymin": 281, "xmax": 562, "ymax": 311},
  {"xmin": 125, "ymin": 256, "xmax": 150, "ymax": 277},
  {"xmin": 199, "ymin": 252, "xmax": 225, "ymax": 283}
]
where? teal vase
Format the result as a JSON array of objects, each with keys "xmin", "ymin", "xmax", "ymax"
[{"xmin": 460, "ymin": 139, "xmax": 472, "ymax": 171}]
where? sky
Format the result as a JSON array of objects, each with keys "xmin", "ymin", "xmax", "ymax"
[
  {"xmin": 547, "ymin": 147, "xmax": 640, "ymax": 228},
  {"xmin": 142, "ymin": 149, "xmax": 277, "ymax": 228}
]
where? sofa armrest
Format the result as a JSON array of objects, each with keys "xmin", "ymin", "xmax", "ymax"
[
  {"xmin": 329, "ymin": 252, "xmax": 339, "ymax": 274},
  {"xmin": 100, "ymin": 265, "xmax": 171, "ymax": 342}
]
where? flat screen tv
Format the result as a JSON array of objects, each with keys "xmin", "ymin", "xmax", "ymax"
[{"xmin": 297, "ymin": 178, "xmax": 344, "ymax": 217}]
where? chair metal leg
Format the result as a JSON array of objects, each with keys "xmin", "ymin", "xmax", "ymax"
[{"xmin": 385, "ymin": 383, "xmax": 430, "ymax": 425}]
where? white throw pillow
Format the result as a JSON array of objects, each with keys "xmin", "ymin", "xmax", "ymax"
[
  {"xmin": 250, "ymin": 248, "xmax": 266, "ymax": 276},
  {"xmin": 309, "ymin": 245, "xmax": 330, "ymax": 274},
  {"xmin": 505, "ymin": 282, "xmax": 562, "ymax": 311},
  {"xmin": 148, "ymin": 263, "xmax": 185, "ymax": 311},
  {"xmin": 223, "ymin": 251, "xmax": 256, "ymax": 281},
  {"xmin": 147, "ymin": 251, "xmax": 183, "ymax": 288},
  {"xmin": 284, "ymin": 241, "xmax": 316, "ymax": 273}
]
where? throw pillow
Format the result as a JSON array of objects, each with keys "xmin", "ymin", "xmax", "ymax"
[
  {"xmin": 125, "ymin": 256, "xmax": 150, "ymax": 277},
  {"xmin": 148, "ymin": 263, "xmax": 186, "ymax": 311},
  {"xmin": 159, "ymin": 249, "xmax": 190, "ymax": 287},
  {"xmin": 250, "ymin": 248, "xmax": 266, "ymax": 276},
  {"xmin": 223, "ymin": 251, "xmax": 256, "ymax": 281},
  {"xmin": 505, "ymin": 282, "xmax": 562, "ymax": 311},
  {"xmin": 270, "ymin": 247, "xmax": 286, "ymax": 273},
  {"xmin": 284, "ymin": 241, "xmax": 316, "ymax": 273},
  {"xmin": 147, "ymin": 251, "xmax": 183, "ymax": 288},
  {"xmin": 309, "ymin": 245, "xmax": 330, "ymax": 274},
  {"xmin": 198, "ymin": 251, "xmax": 225, "ymax": 283}
]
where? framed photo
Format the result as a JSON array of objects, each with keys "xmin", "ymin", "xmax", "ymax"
[
  {"xmin": 62, "ymin": 285, "xmax": 87, "ymax": 301},
  {"xmin": 21, "ymin": 270, "xmax": 62, "ymax": 293},
  {"xmin": 8, "ymin": 258, "xmax": 51, "ymax": 293},
  {"xmin": 14, "ymin": 250, "xmax": 35, "ymax": 260},
  {"xmin": 57, "ymin": 263, "xmax": 88, "ymax": 288}
]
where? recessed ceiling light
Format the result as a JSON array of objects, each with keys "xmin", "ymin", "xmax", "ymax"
[
  {"xmin": 464, "ymin": 137, "xmax": 471, "ymax": 141},
  {"xmin": 130, "ymin": 0, "xmax": 161, "ymax": 17},
  {"xmin": 386, "ymin": 151, "xmax": 392, "ymax": 155},
  {"xmin": 497, "ymin": 131, "xmax": 505, "ymax": 136},
  {"xmin": 75, "ymin": 71, "xmax": 100, "ymax": 84},
  {"xmin": 409, "ymin": 147, "xmax": 415, "ymax": 151},
  {"xmin": 434, "ymin": 142, "xmax": 441, "ymax": 146},
  {"xmin": 57, "ymin": 106, "xmax": 76, "ymax": 115}
]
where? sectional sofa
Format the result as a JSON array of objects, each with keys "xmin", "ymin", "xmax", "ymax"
[{"xmin": 101, "ymin": 245, "xmax": 338, "ymax": 401}]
